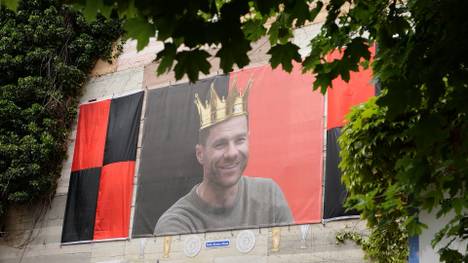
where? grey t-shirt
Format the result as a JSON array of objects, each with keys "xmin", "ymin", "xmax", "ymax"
[{"xmin": 154, "ymin": 176, "xmax": 293, "ymax": 235}]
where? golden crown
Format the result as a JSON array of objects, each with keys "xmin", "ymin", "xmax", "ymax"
[{"xmin": 194, "ymin": 78, "xmax": 252, "ymax": 130}]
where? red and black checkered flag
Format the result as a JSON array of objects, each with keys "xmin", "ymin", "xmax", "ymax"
[{"xmin": 61, "ymin": 92, "xmax": 143, "ymax": 243}]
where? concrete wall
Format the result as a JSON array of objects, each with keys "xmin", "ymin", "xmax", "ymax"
[
  {"xmin": 0, "ymin": 22, "xmax": 369, "ymax": 263},
  {"xmin": 418, "ymin": 210, "xmax": 467, "ymax": 263}
]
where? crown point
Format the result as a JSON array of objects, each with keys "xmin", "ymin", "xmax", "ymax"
[{"xmin": 194, "ymin": 78, "xmax": 251, "ymax": 130}]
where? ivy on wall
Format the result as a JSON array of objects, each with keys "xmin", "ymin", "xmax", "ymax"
[
  {"xmin": 339, "ymin": 95, "xmax": 467, "ymax": 262},
  {"xmin": 0, "ymin": 0, "xmax": 122, "ymax": 218},
  {"xmin": 336, "ymin": 227, "xmax": 408, "ymax": 263}
]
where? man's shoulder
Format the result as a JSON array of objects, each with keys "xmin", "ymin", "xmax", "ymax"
[
  {"xmin": 160, "ymin": 194, "xmax": 193, "ymax": 217},
  {"xmin": 243, "ymin": 176, "xmax": 279, "ymax": 189},
  {"xmin": 242, "ymin": 176, "xmax": 284, "ymax": 199},
  {"xmin": 154, "ymin": 190, "xmax": 197, "ymax": 235},
  {"xmin": 242, "ymin": 176, "xmax": 293, "ymax": 224}
]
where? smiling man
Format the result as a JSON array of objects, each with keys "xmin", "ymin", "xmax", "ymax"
[{"xmin": 154, "ymin": 81, "xmax": 293, "ymax": 235}]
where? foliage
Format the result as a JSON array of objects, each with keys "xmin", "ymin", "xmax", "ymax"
[
  {"xmin": 339, "ymin": 96, "xmax": 467, "ymax": 262},
  {"xmin": 336, "ymin": 226, "xmax": 408, "ymax": 263},
  {"xmin": 60, "ymin": 0, "xmax": 329, "ymax": 83},
  {"xmin": 0, "ymin": 0, "xmax": 122, "ymax": 218},
  {"xmin": 3, "ymin": 0, "xmax": 468, "ymax": 261}
]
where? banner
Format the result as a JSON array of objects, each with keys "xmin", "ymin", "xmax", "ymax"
[
  {"xmin": 61, "ymin": 92, "xmax": 143, "ymax": 243},
  {"xmin": 132, "ymin": 65, "xmax": 324, "ymax": 237}
]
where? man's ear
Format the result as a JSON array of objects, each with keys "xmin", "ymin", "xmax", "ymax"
[{"xmin": 195, "ymin": 144, "xmax": 204, "ymax": 164}]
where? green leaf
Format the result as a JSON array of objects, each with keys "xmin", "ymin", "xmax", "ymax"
[
  {"xmin": 2, "ymin": 0, "xmax": 19, "ymax": 11},
  {"xmin": 268, "ymin": 21, "xmax": 280, "ymax": 44},
  {"xmin": 242, "ymin": 19, "xmax": 267, "ymax": 41},
  {"xmin": 287, "ymin": 0, "xmax": 323, "ymax": 27},
  {"xmin": 287, "ymin": 0, "xmax": 310, "ymax": 26},
  {"xmin": 216, "ymin": 39, "xmax": 251, "ymax": 73},
  {"xmin": 81, "ymin": 0, "xmax": 112, "ymax": 21},
  {"xmin": 313, "ymin": 72, "xmax": 333, "ymax": 93},
  {"xmin": 267, "ymin": 43, "xmax": 301, "ymax": 72},
  {"xmin": 155, "ymin": 43, "xmax": 177, "ymax": 75},
  {"xmin": 268, "ymin": 13, "xmax": 293, "ymax": 44},
  {"xmin": 174, "ymin": 50, "xmax": 211, "ymax": 82},
  {"xmin": 118, "ymin": 0, "xmax": 139, "ymax": 19},
  {"xmin": 123, "ymin": 17, "xmax": 155, "ymax": 51},
  {"xmin": 254, "ymin": 0, "xmax": 281, "ymax": 15},
  {"xmin": 439, "ymin": 247, "xmax": 464, "ymax": 263},
  {"xmin": 361, "ymin": 104, "xmax": 378, "ymax": 119},
  {"xmin": 451, "ymin": 198, "xmax": 463, "ymax": 215},
  {"xmin": 344, "ymin": 38, "xmax": 370, "ymax": 64},
  {"xmin": 405, "ymin": 215, "xmax": 424, "ymax": 236},
  {"xmin": 153, "ymin": 14, "xmax": 180, "ymax": 41}
]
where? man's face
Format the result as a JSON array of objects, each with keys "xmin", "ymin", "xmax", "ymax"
[{"xmin": 196, "ymin": 115, "xmax": 249, "ymax": 189}]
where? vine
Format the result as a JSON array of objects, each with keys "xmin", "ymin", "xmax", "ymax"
[
  {"xmin": 339, "ymin": 94, "xmax": 467, "ymax": 262},
  {"xmin": 0, "ymin": 0, "xmax": 122, "ymax": 220},
  {"xmin": 336, "ymin": 225, "xmax": 408, "ymax": 263}
]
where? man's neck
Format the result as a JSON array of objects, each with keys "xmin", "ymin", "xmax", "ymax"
[{"xmin": 196, "ymin": 179, "xmax": 241, "ymax": 208}]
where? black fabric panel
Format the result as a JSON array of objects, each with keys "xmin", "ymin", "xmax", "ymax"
[
  {"xmin": 103, "ymin": 91, "xmax": 144, "ymax": 165},
  {"xmin": 323, "ymin": 127, "xmax": 358, "ymax": 219},
  {"xmin": 132, "ymin": 176, "xmax": 202, "ymax": 237},
  {"xmin": 132, "ymin": 75, "xmax": 229, "ymax": 237},
  {"xmin": 61, "ymin": 168, "xmax": 101, "ymax": 242}
]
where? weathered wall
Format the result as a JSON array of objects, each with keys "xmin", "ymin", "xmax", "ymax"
[
  {"xmin": 418, "ymin": 210, "xmax": 467, "ymax": 263},
  {"xmin": 0, "ymin": 22, "xmax": 369, "ymax": 263}
]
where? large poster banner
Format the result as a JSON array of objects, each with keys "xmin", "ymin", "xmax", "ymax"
[{"xmin": 132, "ymin": 65, "xmax": 324, "ymax": 237}]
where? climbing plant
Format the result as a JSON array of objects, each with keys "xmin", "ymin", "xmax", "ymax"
[
  {"xmin": 339, "ymin": 94, "xmax": 467, "ymax": 262},
  {"xmin": 336, "ymin": 225, "xmax": 408, "ymax": 263},
  {"xmin": 0, "ymin": 0, "xmax": 122, "ymax": 218}
]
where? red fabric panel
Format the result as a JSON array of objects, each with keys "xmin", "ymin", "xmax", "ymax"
[
  {"xmin": 71, "ymin": 100, "xmax": 111, "ymax": 171},
  {"xmin": 93, "ymin": 161, "xmax": 135, "ymax": 240},
  {"xmin": 231, "ymin": 63, "xmax": 323, "ymax": 223},
  {"xmin": 327, "ymin": 47, "xmax": 375, "ymax": 129}
]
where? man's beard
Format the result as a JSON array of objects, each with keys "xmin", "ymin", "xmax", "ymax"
[{"xmin": 207, "ymin": 154, "xmax": 248, "ymax": 189}]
